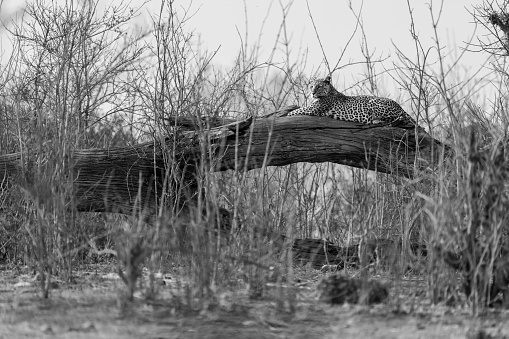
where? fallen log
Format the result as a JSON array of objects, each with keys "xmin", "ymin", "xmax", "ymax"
[{"xmin": 0, "ymin": 111, "xmax": 445, "ymax": 214}]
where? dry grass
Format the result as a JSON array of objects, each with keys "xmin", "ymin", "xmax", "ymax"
[{"xmin": 0, "ymin": 0, "xmax": 508, "ymax": 323}]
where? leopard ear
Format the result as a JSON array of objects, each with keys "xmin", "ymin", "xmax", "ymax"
[{"xmin": 324, "ymin": 75, "xmax": 332, "ymax": 83}]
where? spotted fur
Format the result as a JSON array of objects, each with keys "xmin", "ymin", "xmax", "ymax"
[{"xmin": 289, "ymin": 75, "xmax": 424, "ymax": 131}]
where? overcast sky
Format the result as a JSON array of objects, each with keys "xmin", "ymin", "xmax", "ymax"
[
  {"xmin": 166, "ymin": 1, "xmax": 480, "ymax": 66},
  {"xmin": 0, "ymin": 0, "xmax": 499, "ymax": 104},
  {"xmin": 137, "ymin": 0, "xmax": 494, "ymax": 100}
]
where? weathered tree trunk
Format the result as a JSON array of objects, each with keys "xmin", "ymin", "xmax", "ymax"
[{"xmin": 0, "ymin": 114, "xmax": 445, "ymax": 214}]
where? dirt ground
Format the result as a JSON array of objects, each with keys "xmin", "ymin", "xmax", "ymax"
[{"xmin": 1, "ymin": 264, "xmax": 509, "ymax": 339}]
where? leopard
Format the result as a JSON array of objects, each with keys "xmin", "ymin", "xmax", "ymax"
[{"xmin": 288, "ymin": 75, "xmax": 425, "ymax": 133}]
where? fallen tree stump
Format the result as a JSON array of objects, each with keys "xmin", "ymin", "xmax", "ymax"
[{"xmin": 289, "ymin": 237, "xmax": 428, "ymax": 269}]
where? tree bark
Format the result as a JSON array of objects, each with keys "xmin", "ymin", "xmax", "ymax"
[{"xmin": 0, "ymin": 114, "xmax": 445, "ymax": 214}]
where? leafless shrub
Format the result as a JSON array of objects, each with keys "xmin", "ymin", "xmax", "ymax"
[{"xmin": 0, "ymin": 0, "xmax": 147, "ymax": 297}]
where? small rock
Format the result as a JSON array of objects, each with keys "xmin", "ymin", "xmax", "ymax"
[
  {"xmin": 317, "ymin": 274, "xmax": 359, "ymax": 304},
  {"xmin": 242, "ymin": 320, "xmax": 257, "ymax": 327},
  {"xmin": 81, "ymin": 321, "xmax": 95, "ymax": 331},
  {"xmin": 317, "ymin": 274, "xmax": 389, "ymax": 305},
  {"xmin": 40, "ymin": 324, "xmax": 53, "ymax": 334}
]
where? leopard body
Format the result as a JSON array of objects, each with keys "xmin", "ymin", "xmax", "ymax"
[{"xmin": 288, "ymin": 76, "xmax": 423, "ymax": 131}]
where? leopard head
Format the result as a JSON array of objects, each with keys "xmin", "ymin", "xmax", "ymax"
[{"xmin": 310, "ymin": 75, "xmax": 334, "ymax": 98}]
